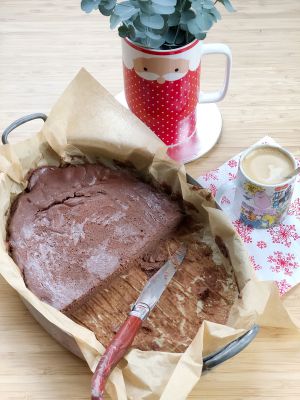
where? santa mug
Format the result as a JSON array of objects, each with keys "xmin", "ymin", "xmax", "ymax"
[{"xmin": 122, "ymin": 38, "xmax": 231, "ymax": 147}]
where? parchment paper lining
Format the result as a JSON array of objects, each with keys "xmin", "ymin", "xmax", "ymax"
[{"xmin": 0, "ymin": 69, "xmax": 299, "ymax": 400}]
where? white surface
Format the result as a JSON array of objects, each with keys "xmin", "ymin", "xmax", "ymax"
[
  {"xmin": 197, "ymin": 136, "xmax": 300, "ymax": 295},
  {"xmin": 115, "ymin": 91, "xmax": 222, "ymax": 164}
]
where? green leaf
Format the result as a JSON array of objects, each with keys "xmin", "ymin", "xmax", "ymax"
[
  {"xmin": 144, "ymin": 29, "xmax": 163, "ymax": 40},
  {"xmin": 81, "ymin": 0, "xmax": 100, "ymax": 13},
  {"xmin": 151, "ymin": 24, "xmax": 169, "ymax": 35},
  {"xmin": 209, "ymin": 12, "xmax": 217, "ymax": 23},
  {"xmin": 134, "ymin": 15, "xmax": 168, "ymax": 35},
  {"xmin": 165, "ymin": 27, "xmax": 186, "ymax": 45},
  {"xmin": 191, "ymin": 0, "xmax": 204, "ymax": 11},
  {"xmin": 118, "ymin": 25, "xmax": 130, "ymax": 37},
  {"xmin": 203, "ymin": 0, "xmax": 215, "ymax": 9},
  {"xmin": 114, "ymin": 2, "xmax": 138, "ymax": 19},
  {"xmin": 99, "ymin": 5, "xmax": 113, "ymax": 16},
  {"xmin": 187, "ymin": 12, "xmax": 214, "ymax": 35},
  {"xmin": 218, "ymin": 0, "xmax": 235, "ymax": 12},
  {"xmin": 180, "ymin": 0, "xmax": 192, "ymax": 11},
  {"xmin": 180, "ymin": 10, "xmax": 196, "ymax": 24},
  {"xmin": 164, "ymin": 27, "xmax": 177, "ymax": 43},
  {"xmin": 195, "ymin": 12, "xmax": 213, "ymax": 31},
  {"xmin": 134, "ymin": 31, "xmax": 147, "ymax": 41},
  {"xmin": 193, "ymin": 31, "xmax": 206, "ymax": 40},
  {"xmin": 104, "ymin": 0, "xmax": 116, "ymax": 9},
  {"xmin": 175, "ymin": 29, "xmax": 186, "ymax": 45},
  {"xmin": 209, "ymin": 6, "xmax": 222, "ymax": 21},
  {"xmin": 187, "ymin": 18, "xmax": 200, "ymax": 35},
  {"xmin": 180, "ymin": 22, "xmax": 188, "ymax": 32},
  {"xmin": 99, "ymin": 0, "xmax": 116, "ymax": 16},
  {"xmin": 140, "ymin": 12, "xmax": 164, "ymax": 29},
  {"xmin": 110, "ymin": 13, "xmax": 121, "ymax": 28},
  {"xmin": 138, "ymin": 2, "xmax": 154, "ymax": 14},
  {"xmin": 133, "ymin": 16, "xmax": 147, "ymax": 32},
  {"xmin": 152, "ymin": 4, "xmax": 175, "ymax": 15},
  {"xmin": 186, "ymin": 31, "xmax": 195, "ymax": 42},
  {"xmin": 152, "ymin": 0, "xmax": 176, "ymax": 5},
  {"xmin": 168, "ymin": 11, "xmax": 180, "ymax": 27},
  {"xmin": 144, "ymin": 36, "xmax": 166, "ymax": 49}
]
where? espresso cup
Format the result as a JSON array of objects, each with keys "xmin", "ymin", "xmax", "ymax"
[{"xmin": 217, "ymin": 144, "xmax": 297, "ymax": 229}]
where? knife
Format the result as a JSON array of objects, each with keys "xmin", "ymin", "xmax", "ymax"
[{"xmin": 91, "ymin": 245, "xmax": 187, "ymax": 400}]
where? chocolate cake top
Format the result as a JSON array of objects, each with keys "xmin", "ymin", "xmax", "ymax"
[{"xmin": 8, "ymin": 164, "xmax": 182, "ymax": 313}]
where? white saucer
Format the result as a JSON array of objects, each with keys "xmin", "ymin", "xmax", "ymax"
[{"xmin": 115, "ymin": 91, "xmax": 222, "ymax": 164}]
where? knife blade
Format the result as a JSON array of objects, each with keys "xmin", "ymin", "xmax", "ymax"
[
  {"xmin": 130, "ymin": 244, "xmax": 187, "ymax": 319},
  {"xmin": 91, "ymin": 244, "xmax": 186, "ymax": 400}
]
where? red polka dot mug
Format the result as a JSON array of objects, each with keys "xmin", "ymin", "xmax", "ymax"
[{"xmin": 122, "ymin": 38, "xmax": 231, "ymax": 147}]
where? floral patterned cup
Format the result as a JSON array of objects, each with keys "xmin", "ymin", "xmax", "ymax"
[
  {"xmin": 217, "ymin": 144, "xmax": 297, "ymax": 229},
  {"xmin": 122, "ymin": 38, "xmax": 231, "ymax": 147}
]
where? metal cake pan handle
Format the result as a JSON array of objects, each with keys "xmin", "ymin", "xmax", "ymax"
[
  {"xmin": 2, "ymin": 115, "xmax": 259, "ymax": 371},
  {"xmin": 2, "ymin": 113, "xmax": 48, "ymax": 144},
  {"xmin": 203, "ymin": 324, "xmax": 259, "ymax": 370}
]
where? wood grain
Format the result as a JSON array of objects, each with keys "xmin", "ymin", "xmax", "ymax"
[{"xmin": 1, "ymin": 0, "xmax": 300, "ymax": 399}]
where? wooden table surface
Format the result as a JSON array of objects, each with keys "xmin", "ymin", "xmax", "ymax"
[{"xmin": 1, "ymin": 0, "xmax": 300, "ymax": 399}]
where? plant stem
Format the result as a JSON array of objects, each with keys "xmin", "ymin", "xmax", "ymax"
[
  {"xmin": 173, "ymin": 0, "xmax": 187, "ymax": 46},
  {"xmin": 146, "ymin": 26, "xmax": 150, "ymax": 48}
]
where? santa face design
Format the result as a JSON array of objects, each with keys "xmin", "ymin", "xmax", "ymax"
[{"xmin": 133, "ymin": 57, "xmax": 190, "ymax": 84}]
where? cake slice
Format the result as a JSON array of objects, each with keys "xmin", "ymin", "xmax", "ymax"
[{"xmin": 7, "ymin": 164, "xmax": 182, "ymax": 314}]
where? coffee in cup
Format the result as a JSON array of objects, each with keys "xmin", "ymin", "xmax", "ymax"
[
  {"xmin": 241, "ymin": 146, "xmax": 295, "ymax": 185},
  {"xmin": 217, "ymin": 144, "xmax": 297, "ymax": 229}
]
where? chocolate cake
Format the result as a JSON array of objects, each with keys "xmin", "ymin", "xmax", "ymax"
[
  {"xmin": 7, "ymin": 164, "xmax": 182, "ymax": 314},
  {"xmin": 72, "ymin": 228, "xmax": 238, "ymax": 352}
]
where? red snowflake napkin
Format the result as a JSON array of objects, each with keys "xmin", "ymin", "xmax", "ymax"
[{"xmin": 197, "ymin": 136, "xmax": 300, "ymax": 295}]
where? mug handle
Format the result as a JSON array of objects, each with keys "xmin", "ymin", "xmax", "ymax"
[{"xmin": 198, "ymin": 43, "xmax": 232, "ymax": 104}]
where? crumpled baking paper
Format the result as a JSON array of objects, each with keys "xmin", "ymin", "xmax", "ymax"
[{"xmin": 0, "ymin": 69, "xmax": 299, "ymax": 400}]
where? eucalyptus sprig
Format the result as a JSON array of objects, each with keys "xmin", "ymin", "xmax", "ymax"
[{"xmin": 81, "ymin": 0, "xmax": 235, "ymax": 49}]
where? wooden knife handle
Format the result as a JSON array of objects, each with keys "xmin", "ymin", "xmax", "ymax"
[{"xmin": 91, "ymin": 315, "xmax": 142, "ymax": 400}]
